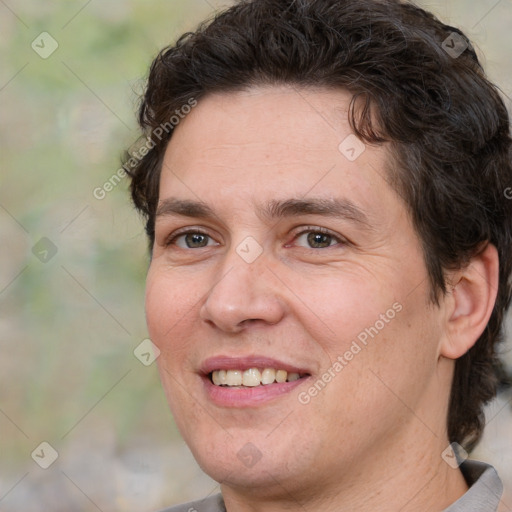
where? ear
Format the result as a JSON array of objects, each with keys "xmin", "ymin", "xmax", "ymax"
[{"xmin": 440, "ymin": 243, "xmax": 499, "ymax": 359}]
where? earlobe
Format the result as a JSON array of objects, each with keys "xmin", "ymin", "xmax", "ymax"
[{"xmin": 440, "ymin": 243, "xmax": 499, "ymax": 360}]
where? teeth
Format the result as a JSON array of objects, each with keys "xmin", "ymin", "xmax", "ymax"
[
  {"xmin": 225, "ymin": 370, "xmax": 242, "ymax": 386},
  {"xmin": 242, "ymin": 368, "xmax": 261, "ymax": 387},
  {"xmin": 211, "ymin": 368, "xmax": 304, "ymax": 387},
  {"xmin": 212, "ymin": 371, "xmax": 222, "ymax": 385},
  {"xmin": 275, "ymin": 369, "xmax": 287, "ymax": 383},
  {"xmin": 261, "ymin": 368, "xmax": 276, "ymax": 385},
  {"xmin": 212, "ymin": 369, "xmax": 228, "ymax": 385}
]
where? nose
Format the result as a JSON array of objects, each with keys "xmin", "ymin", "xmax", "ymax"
[{"xmin": 199, "ymin": 253, "xmax": 286, "ymax": 333}]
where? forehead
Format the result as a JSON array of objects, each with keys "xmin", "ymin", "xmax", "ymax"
[
  {"xmin": 158, "ymin": 85, "xmax": 400, "ymax": 225},
  {"xmin": 166, "ymin": 85, "xmax": 355, "ymax": 158}
]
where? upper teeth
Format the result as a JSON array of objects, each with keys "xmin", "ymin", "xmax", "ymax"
[{"xmin": 211, "ymin": 368, "xmax": 301, "ymax": 387}]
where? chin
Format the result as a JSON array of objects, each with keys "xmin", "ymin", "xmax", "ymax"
[
  {"xmin": 199, "ymin": 455, "xmax": 304, "ymax": 498},
  {"xmin": 184, "ymin": 425, "xmax": 316, "ymax": 493},
  {"xmin": 201, "ymin": 458, "xmax": 276, "ymax": 488}
]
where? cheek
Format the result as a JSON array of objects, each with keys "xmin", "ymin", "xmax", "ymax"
[
  {"xmin": 291, "ymin": 265, "xmax": 438, "ymax": 397},
  {"xmin": 145, "ymin": 268, "xmax": 196, "ymax": 350},
  {"xmin": 146, "ymin": 270, "xmax": 201, "ymax": 421},
  {"xmin": 285, "ymin": 268, "xmax": 403, "ymax": 355},
  {"xmin": 145, "ymin": 273, "xmax": 169, "ymax": 344},
  {"xmin": 350, "ymin": 292, "xmax": 442, "ymax": 412}
]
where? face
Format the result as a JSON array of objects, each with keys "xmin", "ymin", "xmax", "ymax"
[{"xmin": 146, "ymin": 86, "xmax": 449, "ymax": 498}]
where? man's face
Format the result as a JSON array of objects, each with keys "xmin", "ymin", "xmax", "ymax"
[{"xmin": 146, "ymin": 86, "xmax": 449, "ymax": 495}]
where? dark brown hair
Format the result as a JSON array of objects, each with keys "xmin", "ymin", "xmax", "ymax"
[{"xmin": 126, "ymin": 0, "xmax": 512, "ymax": 451}]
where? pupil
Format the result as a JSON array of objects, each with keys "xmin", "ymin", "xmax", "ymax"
[
  {"xmin": 186, "ymin": 233, "xmax": 207, "ymax": 248},
  {"xmin": 307, "ymin": 232, "xmax": 331, "ymax": 248}
]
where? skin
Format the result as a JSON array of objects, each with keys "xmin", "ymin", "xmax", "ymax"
[{"xmin": 145, "ymin": 86, "xmax": 499, "ymax": 512}]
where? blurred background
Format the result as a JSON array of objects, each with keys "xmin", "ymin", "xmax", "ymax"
[{"xmin": 0, "ymin": 1, "xmax": 511, "ymax": 510}]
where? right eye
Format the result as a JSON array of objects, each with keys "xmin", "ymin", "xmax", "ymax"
[{"xmin": 165, "ymin": 230, "xmax": 218, "ymax": 249}]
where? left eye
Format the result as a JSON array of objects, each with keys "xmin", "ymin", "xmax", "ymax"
[{"xmin": 294, "ymin": 230, "xmax": 341, "ymax": 249}]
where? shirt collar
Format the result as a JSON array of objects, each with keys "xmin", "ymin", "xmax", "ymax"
[{"xmin": 443, "ymin": 460, "xmax": 503, "ymax": 511}]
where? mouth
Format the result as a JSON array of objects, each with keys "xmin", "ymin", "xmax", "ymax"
[
  {"xmin": 208, "ymin": 368, "xmax": 309, "ymax": 387},
  {"xmin": 200, "ymin": 356, "xmax": 312, "ymax": 407}
]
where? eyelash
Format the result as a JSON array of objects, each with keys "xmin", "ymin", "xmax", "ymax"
[{"xmin": 164, "ymin": 226, "xmax": 345, "ymax": 249}]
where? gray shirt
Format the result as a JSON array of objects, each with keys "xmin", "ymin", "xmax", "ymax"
[{"xmin": 158, "ymin": 460, "xmax": 502, "ymax": 512}]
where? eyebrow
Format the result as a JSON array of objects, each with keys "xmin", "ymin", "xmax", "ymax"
[
  {"xmin": 156, "ymin": 198, "xmax": 215, "ymax": 219},
  {"xmin": 155, "ymin": 197, "xmax": 371, "ymax": 228}
]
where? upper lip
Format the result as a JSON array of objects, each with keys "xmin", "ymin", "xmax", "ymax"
[{"xmin": 200, "ymin": 355, "xmax": 311, "ymax": 376}]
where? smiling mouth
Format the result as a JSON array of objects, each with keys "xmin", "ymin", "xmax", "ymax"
[{"xmin": 209, "ymin": 368, "xmax": 310, "ymax": 387}]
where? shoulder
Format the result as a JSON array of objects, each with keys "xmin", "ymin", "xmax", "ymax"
[{"xmin": 156, "ymin": 493, "xmax": 225, "ymax": 512}]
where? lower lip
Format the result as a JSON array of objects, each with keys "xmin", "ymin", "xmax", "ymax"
[{"xmin": 202, "ymin": 375, "xmax": 310, "ymax": 407}]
